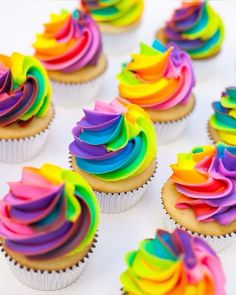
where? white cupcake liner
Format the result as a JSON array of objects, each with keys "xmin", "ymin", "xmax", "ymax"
[
  {"xmin": 95, "ymin": 161, "xmax": 157, "ymax": 214},
  {"xmin": 50, "ymin": 70, "xmax": 106, "ymax": 108},
  {"xmin": 193, "ymin": 55, "xmax": 219, "ymax": 82},
  {"xmin": 0, "ymin": 108, "xmax": 55, "ymax": 164},
  {"xmin": 0, "ymin": 131, "xmax": 49, "ymax": 163},
  {"xmin": 102, "ymin": 26, "xmax": 139, "ymax": 55},
  {"xmin": 162, "ymin": 207, "xmax": 236, "ymax": 253},
  {"xmin": 1, "ymin": 235, "xmax": 98, "ymax": 291},
  {"xmin": 154, "ymin": 112, "xmax": 192, "ymax": 144}
]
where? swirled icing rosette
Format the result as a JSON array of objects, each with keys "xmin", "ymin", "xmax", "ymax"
[
  {"xmin": 209, "ymin": 87, "xmax": 236, "ymax": 145},
  {"xmin": 33, "ymin": 9, "xmax": 102, "ymax": 73},
  {"xmin": 80, "ymin": 0, "xmax": 144, "ymax": 28},
  {"xmin": 0, "ymin": 53, "xmax": 53, "ymax": 162},
  {"xmin": 0, "ymin": 52, "xmax": 51, "ymax": 126},
  {"xmin": 69, "ymin": 97, "xmax": 156, "ymax": 182},
  {"xmin": 170, "ymin": 143, "xmax": 236, "ymax": 225},
  {"xmin": 0, "ymin": 164, "xmax": 99, "ymax": 261},
  {"xmin": 117, "ymin": 40, "xmax": 195, "ymax": 111},
  {"xmin": 161, "ymin": 1, "xmax": 224, "ymax": 59},
  {"xmin": 69, "ymin": 97, "xmax": 157, "ymax": 213},
  {"xmin": 121, "ymin": 228, "xmax": 226, "ymax": 295},
  {"xmin": 33, "ymin": 9, "xmax": 106, "ymax": 107}
]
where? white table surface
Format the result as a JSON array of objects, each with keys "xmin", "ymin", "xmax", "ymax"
[{"xmin": 0, "ymin": 0, "xmax": 235, "ymax": 294}]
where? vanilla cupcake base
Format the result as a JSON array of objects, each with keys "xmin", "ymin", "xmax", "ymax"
[
  {"xmin": 51, "ymin": 73, "xmax": 105, "ymax": 108},
  {"xmin": 162, "ymin": 212, "xmax": 236, "ymax": 252},
  {"xmin": 1, "ymin": 237, "xmax": 97, "ymax": 291},
  {"xmin": 147, "ymin": 94, "xmax": 196, "ymax": 144},
  {"xmin": 95, "ymin": 167, "xmax": 156, "ymax": 214},
  {"xmin": 162, "ymin": 180, "xmax": 236, "ymax": 252},
  {"xmin": 70, "ymin": 156, "xmax": 157, "ymax": 214},
  {"xmin": 48, "ymin": 54, "xmax": 107, "ymax": 108},
  {"xmin": 207, "ymin": 120, "xmax": 232, "ymax": 145},
  {"xmin": 0, "ymin": 105, "xmax": 54, "ymax": 163}
]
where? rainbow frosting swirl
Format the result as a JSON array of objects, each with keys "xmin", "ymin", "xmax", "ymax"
[
  {"xmin": 210, "ymin": 87, "xmax": 236, "ymax": 145},
  {"xmin": 170, "ymin": 143, "xmax": 236, "ymax": 225},
  {"xmin": 0, "ymin": 164, "xmax": 99, "ymax": 260},
  {"xmin": 121, "ymin": 228, "xmax": 226, "ymax": 295},
  {"xmin": 33, "ymin": 9, "xmax": 102, "ymax": 73},
  {"xmin": 0, "ymin": 53, "xmax": 51, "ymax": 126},
  {"xmin": 162, "ymin": 1, "xmax": 224, "ymax": 59},
  {"xmin": 69, "ymin": 98, "xmax": 156, "ymax": 181},
  {"xmin": 117, "ymin": 40, "xmax": 195, "ymax": 111},
  {"xmin": 81, "ymin": 0, "xmax": 144, "ymax": 27}
]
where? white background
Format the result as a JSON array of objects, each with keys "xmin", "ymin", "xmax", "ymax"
[{"xmin": 0, "ymin": 0, "xmax": 235, "ymax": 294}]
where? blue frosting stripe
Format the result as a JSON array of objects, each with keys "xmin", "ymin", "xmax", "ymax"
[
  {"xmin": 79, "ymin": 115, "xmax": 124, "ymax": 145},
  {"xmin": 76, "ymin": 136, "xmax": 142, "ymax": 174}
]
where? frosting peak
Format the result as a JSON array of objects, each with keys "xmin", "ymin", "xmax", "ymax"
[
  {"xmin": 170, "ymin": 143, "xmax": 236, "ymax": 225},
  {"xmin": 0, "ymin": 53, "xmax": 51, "ymax": 126},
  {"xmin": 34, "ymin": 9, "xmax": 102, "ymax": 73},
  {"xmin": 69, "ymin": 97, "xmax": 156, "ymax": 181},
  {"xmin": 121, "ymin": 228, "xmax": 226, "ymax": 295},
  {"xmin": 0, "ymin": 164, "xmax": 99, "ymax": 260},
  {"xmin": 117, "ymin": 40, "xmax": 195, "ymax": 110}
]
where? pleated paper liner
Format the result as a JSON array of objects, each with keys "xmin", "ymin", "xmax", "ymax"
[
  {"xmin": 50, "ymin": 58, "xmax": 108, "ymax": 108},
  {"xmin": 0, "ymin": 104, "xmax": 55, "ymax": 163},
  {"xmin": 192, "ymin": 46, "xmax": 222, "ymax": 82},
  {"xmin": 161, "ymin": 186, "xmax": 236, "ymax": 252},
  {"xmin": 69, "ymin": 155, "xmax": 158, "ymax": 214},
  {"xmin": 94, "ymin": 164, "xmax": 157, "ymax": 214},
  {"xmin": 101, "ymin": 24, "xmax": 140, "ymax": 56},
  {"xmin": 192, "ymin": 55, "xmax": 219, "ymax": 82},
  {"xmin": 153, "ymin": 97, "xmax": 196, "ymax": 144},
  {"xmin": 1, "ymin": 234, "xmax": 98, "ymax": 291}
]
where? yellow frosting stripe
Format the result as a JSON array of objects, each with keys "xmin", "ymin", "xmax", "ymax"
[
  {"xmin": 120, "ymin": 229, "xmax": 225, "ymax": 295},
  {"xmin": 182, "ymin": 4, "xmax": 220, "ymax": 41},
  {"xmin": 82, "ymin": 0, "xmax": 144, "ymax": 27}
]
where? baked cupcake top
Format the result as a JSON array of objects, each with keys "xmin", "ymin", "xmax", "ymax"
[
  {"xmin": 80, "ymin": 0, "xmax": 144, "ymax": 27},
  {"xmin": 69, "ymin": 97, "xmax": 156, "ymax": 181},
  {"xmin": 210, "ymin": 87, "xmax": 236, "ymax": 145},
  {"xmin": 0, "ymin": 52, "xmax": 51, "ymax": 126},
  {"xmin": 33, "ymin": 9, "xmax": 102, "ymax": 73},
  {"xmin": 170, "ymin": 143, "xmax": 236, "ymax": 225},
  {"xmin": 0, "ymin": 164, "xmax": 99, "ymax": 260},
  {"xmin": 117, "ymin": 40, "xmax": 195, "ymax": 111},
  {"xmin": 121, "ymin": 228, "xmax": 225, "ymax": 295},
  {"xmin": 162, "ymin": 0, "xmax": 224, "ymax": 59}
]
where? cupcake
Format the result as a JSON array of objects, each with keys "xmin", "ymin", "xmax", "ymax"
[
  {"xmin": 120, "ymin": 228, "xmax": 226, "ymax": 295},
  {"xmin": 208, "ymin": 87, "xmax": 236, "ymax": 145},
  {"xmin": 0, "ymin": 52, "xmax": 54, "ymax": 163},
  {"xmin": 162, "ymin": 143, "xmax": 236, "ymax": 251},
  {"xmin": 69, "ymin": 97, "xmax": 157, "ymax": 214},
  {"xmin": 80, "ymin": 0, "xmax": 144, "ymax": 54},
  {"xmin": 33, "ymin": 9, "xmax": 107, "ymax": 107},
  {"xmin": 117, "ymin": 40, "xmax": 196, "ymax": 144},
  {"xmin": 0, "ymin": 164, "xmax": 99, "ymax": 290},
  {"xmin": 157, "ymin": 1, "xmax": 224, "ymax": 80}
]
